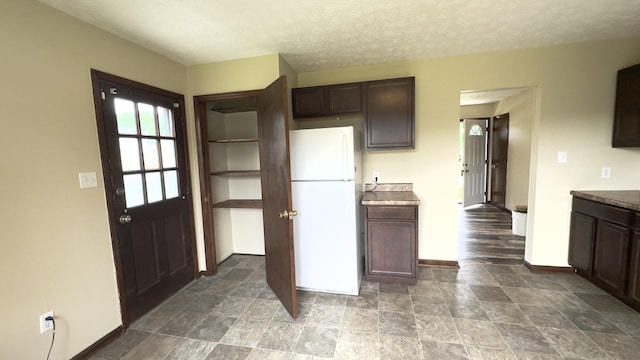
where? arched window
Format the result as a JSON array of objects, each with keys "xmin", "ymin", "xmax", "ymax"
[{"xmin": 469, "ymin": 124, "xmax": 483, "ymax": 136}]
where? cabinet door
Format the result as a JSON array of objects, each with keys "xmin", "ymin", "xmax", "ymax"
[
  {"xmin": 365, "ymin": 77, "xmax": 415, "ymax": 149},
  {"xmin": 328, "ymin": 83, "xmax": 362, "ymax": 114},
  {"xmin": 366, "ymin": 220, "xmax": 416, "ymax": 280},
  {"xmin": 627, "ymin": 231, "xmax": 640, "ymax": 308},
  {"xmin": 292, "ymin": 86, "xmax": 327, "ymax": 118},
  {"xmin": 612, "ymin": 63, "xmax": 640, "ymax": 147},
  {"xmin": 568, "ymin": 211, "xmax": 596, "ymax": 276},
  {"xmin": 593, "ymin": 220, "xmax": 630, "ymax": 296}
]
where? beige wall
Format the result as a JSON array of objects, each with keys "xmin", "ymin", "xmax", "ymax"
[
  {"xmin": 298, "ymin": 37, "xmax": 640, "ymax": 266},
  {"xmin": 494, "ymin": 88, "xmax": 535, "ymax": 211},
  {"xmin": 0, "ymin": 1, "xmax": 188, "ymax": 359}
]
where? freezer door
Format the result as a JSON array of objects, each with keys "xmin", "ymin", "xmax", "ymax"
[
  {"xmin": 292, "ymin": 180, "xmax": 360, "ymax": 294},
  {"xmin": 290, "ymin": 126, "xmax": 355, "ymax": 181}
]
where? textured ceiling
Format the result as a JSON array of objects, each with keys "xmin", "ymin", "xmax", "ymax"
[{"xmin": 40, "ymin": 0, "xmax": 640, "ymax": 73}]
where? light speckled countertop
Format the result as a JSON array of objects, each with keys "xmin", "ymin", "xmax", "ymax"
[
  {"xmin": 570, "ymin": 190, "xmax": 640, "ymax": 211},
  {"xmin": 361, "ymin": 183, "xmax": 420, "ymax": 206}
]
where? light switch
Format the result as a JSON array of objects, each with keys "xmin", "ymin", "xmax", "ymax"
[
  {"xmin": 557, "ymin": 151, "xmax": 567, "ymax": 163},
  {"xmin": 601, "ymin": 167, "xmax": 611, "ymax": 179},
  {"xmin": 79, "ymin": 172, "xmax": 98, "ymax": 189}
]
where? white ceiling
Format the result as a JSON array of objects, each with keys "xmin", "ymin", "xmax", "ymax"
[{"xmin": 39, "ymin": 0, "xmax": 640, "ymax": 74}]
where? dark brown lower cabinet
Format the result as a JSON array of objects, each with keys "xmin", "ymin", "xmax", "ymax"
[
  {"xmin": 568, "ymin": 211, "xmax": 596, "ymax": 276},
  {"xmin": 568, "ymin": 196, "xmax": 639, "ymax": 312},
  {"xmin": 593, "ymin": 220, "xmax": 630, "ymax": 296},
  {"xmin": 364, "ymin": 205, "xmax": 418, "ymax": 284},
  {"xmin": 628, "ymin": 231, "xmax": 640, "ymax": 309}
]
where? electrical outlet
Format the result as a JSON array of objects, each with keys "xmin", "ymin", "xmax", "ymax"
[
  {"xmin": 39, "ymin": 311, "xmax": 54, "ymax": 334},
  {"xmin": 601, "ymin": 167, "xmax": 611, "ymax": 179},
  {"xmin": 373, "ymin": 171, "xmax": 380, "ymax": 183}
]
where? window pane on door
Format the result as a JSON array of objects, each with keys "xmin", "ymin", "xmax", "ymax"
[
  {"xmin": 158, "ymin": 107, "xmax": 174, "ymax": 137},
  {"xmin": 119, "ymin": 138, "xmax": 141, "ymax": 171},
  {"xmin": 164, "ymin": 170, "xmax": 179, "ymax": 199},
  {"xmin": 146, "ymin": 172, "xmax": 163, "ymax": 203},
  {"xmin": 115, "ymin": 98, "xmax": 137, "ymax": 135},
  {"xmin": 123, "ymin": 174, "xmax": 144, "ymax": 207},
  {"xmin": 138, "ymin": 103, "xmax": 157, "ymax": 136},
  {"xmin": 160, "ymin": 139, "xmax": 176, "ymax": 168},
  {"xmin": 142, "ymin": 139, "xmax": 160, "ymax": 170}
]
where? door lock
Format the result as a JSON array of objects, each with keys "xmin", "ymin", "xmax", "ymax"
[
  {"xmin": 278, "ymin": 210, "xmax": 298, "ymax": 219},
  {"xmin": 119, "ymin": 214, "xmax": 132, "ymax": 224}
]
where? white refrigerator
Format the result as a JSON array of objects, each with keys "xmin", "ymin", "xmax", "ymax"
[{"xmin": 289, "ymin": 126, "xmax": 363, "ymax": 295}]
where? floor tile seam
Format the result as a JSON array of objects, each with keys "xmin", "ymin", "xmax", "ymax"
[
  {"xmin": 535, "ymin": 326, "xmax": 615, "ymax": 360},
  {"xmin": 484, "ymin": 321, "xmax": 563, "ymax": 357},
  {"xmin": 581, "ymin": 329, "xmax": 636, "ymax": 359},
  {"xmin": 127, "ymin": 331, "xmax": 212, "ymax": 360}
]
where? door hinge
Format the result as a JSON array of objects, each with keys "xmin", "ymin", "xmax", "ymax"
[
  {"xmin": 173, "ymin": 102, "xmax": 180, "ymax": 108},
  {"xmin": 101, "ymin": 91, "xmax": 106, "ymax": 100}
]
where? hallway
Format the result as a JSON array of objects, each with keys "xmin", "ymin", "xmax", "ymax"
[{"xmin": 458, "ymin": 204, "xmax": 525, "ymax": 265}]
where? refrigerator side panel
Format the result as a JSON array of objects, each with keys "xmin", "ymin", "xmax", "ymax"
[
  {"xmin": 290, "ymin": 126, "xmax": 355, "ymax": 181},
  {"xmin": 292, "ymin": 180, "xmax": 359, "ymax": 294}
]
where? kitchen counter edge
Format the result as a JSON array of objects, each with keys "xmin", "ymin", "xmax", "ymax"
[
  {"xmin": 361, "ymin": 191, "xmax": 420, "ymax": 206},
  {"xmin": 570, "ymin": 190, "xmax": 640, "ymax": 211}
]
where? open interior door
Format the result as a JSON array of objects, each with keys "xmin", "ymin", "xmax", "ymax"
[
  {"xmin": 490, "ymin": 113, "xmax": 509, "ymax": 209},
  {"xmin": 463, "ymin": 119, "xmax": 488, "ymax": 207},
  {"xmin": 257, "ymin": 76, "xmax": 298, "ymax": 318}
]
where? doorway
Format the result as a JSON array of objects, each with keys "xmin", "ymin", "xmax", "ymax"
[
  {"xmin": 91, "ymin": 70, "xmax": 197, "ymax": 326},
  {"xmin": 194, "ymin": 76, "xmax": 299, "ymax": 319},
  {"xmin": 458, "ymin": 87, "xmax": 535, "ymax": 264}
]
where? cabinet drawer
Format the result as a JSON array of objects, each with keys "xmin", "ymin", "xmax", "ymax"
[
  {"xmin": 367, "ymin": 206, "xmax": 416, "ymax": 220},
  {"xmin": 572, "ymin": 197, "xmax": 632, "ymax": 227}
]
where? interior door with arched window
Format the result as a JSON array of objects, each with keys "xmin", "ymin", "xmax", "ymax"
[{"xmin": 463, "ymin": 119, "xmax": 488, "ymax": 207}]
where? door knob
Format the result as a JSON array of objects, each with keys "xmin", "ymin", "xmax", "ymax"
[
  {"xmin": 119, "ymin": 214, "xmax": 132, "ymax": 224},
  {"xmin": 278, "ymin": 210, "xmax": 298, "ymax": 219},
  {"xmin": 115, "ymin": 187, "xmax": 125, "ymax": 196}
]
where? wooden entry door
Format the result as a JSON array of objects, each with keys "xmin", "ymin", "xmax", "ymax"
[
  {"xmin": 257, "ymin": 76, "xmax": 298, "ymax": 319},
  {"xmin": 91, "ymin": 70, "xmax": 196, "ymax": 325},
  {"xmin": 490, "ymin": 113, "xmax": 509, "ymax": 210}
]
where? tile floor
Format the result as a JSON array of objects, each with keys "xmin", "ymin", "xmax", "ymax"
[{"xmin": 90, "ymin": 207, "xmax": 640, "ymax": 360}]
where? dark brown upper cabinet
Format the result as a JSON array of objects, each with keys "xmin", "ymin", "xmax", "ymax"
[
  {"xmin": 328, "ymin": 83, "xmax": 363, "ymax": 114},
  {"xmin": 612, "ymin": 63, "xmax": 640, "ymax": 147},
  {"xmin": 292, "ymin": 86, "xmax": 327, "ymax": 118},
  {"xmin": 365, "ymin": 77, "xmax": 415, "ymax": 150},
  {"xmin": 292, "ymin": 82, "xmax": 362, "ymax": 118},
  {"xmin": 292, "ymin": 77, "xmax": 415, "ymax": 150}
]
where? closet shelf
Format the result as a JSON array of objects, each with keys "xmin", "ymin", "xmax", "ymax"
[
  {"xmin": 211, "ymin": 170, "xmax": 260, "ymax": 176},
  {"xmin": 213, "ymin": 199, "xmax": 262, "ymax": 209}
]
